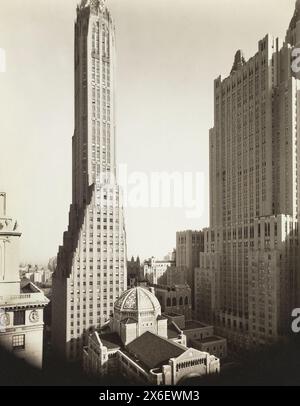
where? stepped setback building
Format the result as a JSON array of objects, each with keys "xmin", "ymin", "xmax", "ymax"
[
  {"xmin": 52, "ymin": 0, "xmax": 127, "ymax": 361},
  {"xmin": 196, "ymin": 2, "xmax": 300, "ymax": 349}
]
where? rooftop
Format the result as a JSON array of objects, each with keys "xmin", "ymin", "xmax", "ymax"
[
  {"xmin": 183, "ymin": 321, "xmax": 211, "ymax": 330},
  {"xmin": 157, "ymin": 315, "xmax": 167, "ymax": 321},
  {"xmin": 126, "ymin": 331, "xmax": 186, "ymax": 370},
  {"xmin": 99, "ymin": 333, "xmax": 122, "ymax": 350},
  {"xmin": 114, "ymin": 287, "xmax": 161, "ymax": 314},
  {"xmin": 21, "ymin": 279, "xmax": 40, "ymax": 293},
  {"xmin": 194, "ymin": 336, "xmax": 225, "ymax": 344},
  {"xmin": 120, "ymin": 317, "xmax": 137, "ymax": 325},
  {"xmin": 167, "ymin": 327, "xmax": 180, "ymax": 339},
  {"xmin": 163, "ymin": 312, "xmax": 183, "ymax": 318},
  {"xmin": 0, "ymin": 280, "xmax": 49, "ymax": 307}
]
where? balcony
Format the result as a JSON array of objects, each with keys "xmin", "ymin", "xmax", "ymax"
[{"xmin": 0, "ymin": 292, "xmax": 49, "ymax": 308}]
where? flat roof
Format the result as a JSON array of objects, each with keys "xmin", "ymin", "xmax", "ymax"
[
  {"xmin": 163, "ymin": 312, "xmax": 183, "ymax": 317},
  {"xmin": 184, "ymin": 320, "xmax": 211, "ymax": 330},
  {"xmin": 194, "ymin": 336, "xmax": 225, "ymax": 344}
]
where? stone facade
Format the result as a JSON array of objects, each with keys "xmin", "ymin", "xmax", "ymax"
[
  {"xmin": 0, "ymin": 193, "xmax": 49, "ymax": 368},
  {"xmin": 83, "ymin": 287, "xmax": 220, "ymax": 385},
  {"xmin": 197, "ymin": 4, "xmax": 300, "ymax": 350},
  {"xmin": 52, "ymin": 0, "xmax": 127, "ymax": 361},
  {"xmin": 143, "ymin": 257, "xmax": 175, "ymax": 285},
  {"xmin": 155, "ymin": 284, "xmax": 192, "ymax": 320},
  {"xmin": 176, "ymin": 231, "xmax": 204, "ymax": 308}
]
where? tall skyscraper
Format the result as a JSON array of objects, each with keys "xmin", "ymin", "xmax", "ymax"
[
  {"xmin": 196, "ymin": 2, "xmax": 300, "ymax": 349},
  {"xmin": 52, "ymin": 0, "xmax": 127, "ymax": 361}
]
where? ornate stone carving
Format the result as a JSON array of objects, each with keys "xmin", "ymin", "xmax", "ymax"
[
  {"xmin": 0, "ymin": 312, "xmax": 10, "ymax": 327},
  {"xmin": 29, "ymin": 310, "xmax": 39, "ymax": 323},
  {"xmin": 123, "ymin": 290, "xmax": 137, "ymax": 310}
]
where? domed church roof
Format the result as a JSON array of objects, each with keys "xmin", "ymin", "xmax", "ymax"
[{"xmin": 114, "ymin": 287, "xmax": 161, "ymax": 314}]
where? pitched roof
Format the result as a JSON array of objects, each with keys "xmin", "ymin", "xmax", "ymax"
[
  {"xmin": 20, "ymin": 279, "xmax": 40, "ymax": 293},
  {"xmin": 99, "ymin": 333, "xmax": 122, "ymax": 350},
  {"xmin": 126, "ymin": 331, "xmax": 186, "ymax": 370}
]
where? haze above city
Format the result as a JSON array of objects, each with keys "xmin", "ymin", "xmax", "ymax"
[{"xmin": 0, "ymin": 0, "xmax": 295, "ymax": 263}]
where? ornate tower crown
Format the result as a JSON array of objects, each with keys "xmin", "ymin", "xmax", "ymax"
[{"xmin": 80, "ymin": 0, "xmax": 106, "ymax": 12}]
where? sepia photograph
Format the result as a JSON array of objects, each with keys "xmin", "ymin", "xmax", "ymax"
[{"xmin": 0, "ymin": 0, "xmax": 300, "ymax": 393}]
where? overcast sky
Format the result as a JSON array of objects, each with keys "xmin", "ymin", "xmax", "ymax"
[{"xmin": 0, "ymin": 0, "xmax": 296, "ymax": 264}]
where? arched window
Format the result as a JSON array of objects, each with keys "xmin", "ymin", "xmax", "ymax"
[
  {"xmin": 185, "ymin": 296, "xmax": 189, "ymax": 305},
  {"xmin": 166, "ymin": 298, "xmax": 171, "ymax": 307},
  {"xmin": 172, "ymin": 298, "xmax": 177, "ymax": 307},
  {"xmin": 179, "ymin": 297, "xmax": 183, "ymax": 306}
]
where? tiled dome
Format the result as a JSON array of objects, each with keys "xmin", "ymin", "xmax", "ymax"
[{"xmin": 114, "ymin": 287, "xmax": 161, "ymax": 314}]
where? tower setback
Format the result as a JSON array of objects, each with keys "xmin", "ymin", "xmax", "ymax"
[{"xmin": 52, "ymin": 0, "xmax": 127, "ymax": 361}]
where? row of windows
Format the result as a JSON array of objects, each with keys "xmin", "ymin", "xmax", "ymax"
[
  {"xmin": 176, "ymin": 358, "xmax": 206, "ymax": 372},
  {"xmin": 165, "ymin": 297, "xmax": 189, "ymax": 307}
]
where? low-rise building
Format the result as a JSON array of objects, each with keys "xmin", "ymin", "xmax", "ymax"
[
  {"xmin": 164, "ymin": 313, "xmax": 227, "ymax": 360},
  {"xmin": 31, "ymin": 271, "xmax": 43, "ymax": 285},
  {"xmin": 154, "ymin": 284, "xmax": 192, "ymax": 320},
  {"xmin": 83, "ymin": 287, "xmax": 220, "ymax": 385},
  {"xmin": 143, "ymin": 257, "xmax": 175, "ymax": 285},
  {"xmin": 0, "ymin": 193, "xmax": 49, "ymax": 368}
]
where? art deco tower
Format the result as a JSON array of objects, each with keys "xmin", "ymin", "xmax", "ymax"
[
  {"xmin": 196, "ymin": 2, "xmax": 300, "ymax": 349},
  {"xmin": 52, "ymin": 0, "xmax": 127, "ymax": 361}
]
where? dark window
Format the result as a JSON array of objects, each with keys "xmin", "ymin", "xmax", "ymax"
[
  {"xmin": 14, "ymin": 311, "xmax": 25, "ymax": 326},
  {"xmin": 12, "ymin": 334, "xmax": 25, "ymax": 350}
]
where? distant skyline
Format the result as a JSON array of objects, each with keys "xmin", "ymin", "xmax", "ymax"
[{"xmin": 0, "ymin": 0, "xmax": 295, "ymax": 263}]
